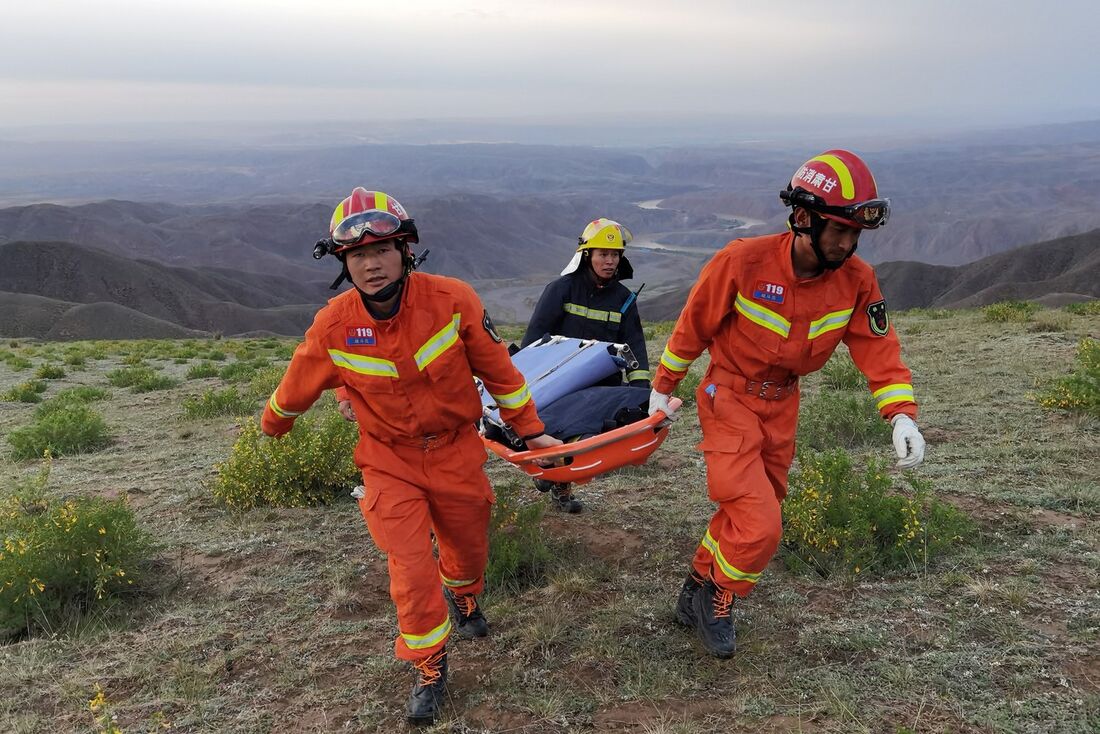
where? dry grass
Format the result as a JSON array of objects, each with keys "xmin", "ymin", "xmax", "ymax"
[{"xmin": 0, "ymin": 314, "xmax": 1098, "ymax": 733}]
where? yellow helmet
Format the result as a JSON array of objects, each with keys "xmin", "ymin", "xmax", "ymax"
[
  {"xmin": 561, "ymin": 218, "xmax": 635, "ymax": 277},
  {"xmin": 578, "ymin": 218, "xmax": 632, "ymax": 251}
]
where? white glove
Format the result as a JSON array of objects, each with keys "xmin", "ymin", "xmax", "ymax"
[
  {"xmin": 648, "ymin": 390, "xmax": 679, "ymax": 422},
  {"xmin": 890, "ymin": 414, "xmax": 925, "ymax": 469}
]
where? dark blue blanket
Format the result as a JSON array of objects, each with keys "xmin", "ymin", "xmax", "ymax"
[{"xmin": 538, "ymin": 386, "xmax": 650, "ymax": 440}]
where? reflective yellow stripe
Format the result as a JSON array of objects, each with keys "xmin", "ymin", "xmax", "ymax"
[
  {"xmin": 873, "ymin": 383, "xmax": 915, "ymax": 410},
  {"xmin": 327, "ymin": 349, "xmax": 398, "ymax": 377},
  {"xmin": 490, "ymin": 383, "xmax": 532, "ymax": 410},
  {"xmin": 660, "ymin": 347, "xmax": 692, "ymax": 373},
  {"xmin": 626, "ymin": 369, "xmax": 651, "ymax": 382},
  {"xmin": 807, "ymin": 308, "xmax": 854, "ymax": 340},
  {"xmin": 734, "ymin": 292, "xmax": 791, "ymax": 339},
  {"xmin": 374, "ymin": 191, "xmax": 388, "ymax": 210},
  {"xmin": 401, "ymin": 616, "xmax": 451, "ymax": 650},
  {"xmin": 701, "ymin": 530, "xmax": 762, "ymax": 584},
  {"xmin": 268, "ymin": 393, "xmax": 303, "ymax": 418},
  {"xmin": 810, "ymin": 153, "xmax": 855, "ymax": 200},
  {"xmin": 563, "ymin": 302, "xmax": 621, "ymax": 324},
  {"xmin": 414, "ymin": 314, "xmax": 461, "ymax": 371},
  {"xmin": 441, "ymin": 574, "xmax": 476, "ymax": 588}
]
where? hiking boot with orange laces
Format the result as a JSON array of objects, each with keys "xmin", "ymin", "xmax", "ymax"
[
  {"xmin": 406, "ymin": 648, "xmax": 448, "ymax": 724},
  {"xmin": 443, "ymin": 587, "xmax": 488, "ymax": 639},
  {"xmin": 690, "ymin": 579, "xmax": 736, "ymax": 658},
  {"xmin": 675, "ymin": 571, "xmax": 705, "ymax": 627}
]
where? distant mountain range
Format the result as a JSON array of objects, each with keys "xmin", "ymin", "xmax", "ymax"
[
  {"xmin": 2, "ymin": 229, "xmax": 1096, "ymax": 339},
  {"xmin": 640, "ymin": 229, "xmax": 1100, "ymax": 322}
]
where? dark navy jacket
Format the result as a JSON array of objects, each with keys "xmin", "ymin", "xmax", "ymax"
[{"xmin": 521, "ymin": 269, "xmax": 650, "ymax": 385}]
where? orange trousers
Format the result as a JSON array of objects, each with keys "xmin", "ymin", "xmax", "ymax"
[
  {"xmin": 690, "ymin": 376, "xmax": 799, "ymax": 597},
  {"xmin": 356, "ymin": 424, "xmax": 493, "ymax": 661}
]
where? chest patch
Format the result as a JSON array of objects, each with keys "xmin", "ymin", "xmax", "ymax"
[
  {"xmin": 867, "ymin": 300, "xmax": 890, "ymax": 336},
  {"xmin": 752, "ymin": 280, "xmax": 787, "ymax": 304},
  {"xmin": 345, "ymin": 326, "xmax": 377, "ymax": 346}
]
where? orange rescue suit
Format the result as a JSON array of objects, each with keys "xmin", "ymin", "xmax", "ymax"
[
  {"xmin": 653, "ymin": 231, "xmax": 917, "ymax": 597},
  {"xmin": 262, "ymin": 272, "xmax": 543, "ymax": 660}
]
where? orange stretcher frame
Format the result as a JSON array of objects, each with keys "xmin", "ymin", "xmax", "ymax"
[{"xmin": 480, "ymin": 398, "xmax": 682, "ymax": 485}]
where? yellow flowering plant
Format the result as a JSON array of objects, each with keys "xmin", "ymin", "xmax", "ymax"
[
  {"xmin": 782, "ymin": 449, "xmax": 974, "ymax": 577},
  {"xmin": 0, "ymin": 458, "xmax": 154, "ymax": 637},
  {"xmin": 1035, "ymin": 337, "xmax": 1100, "ymax": 417},
  {"xmin": 211, "ymin": 406, "xmax": 359, "ymax": 510}
]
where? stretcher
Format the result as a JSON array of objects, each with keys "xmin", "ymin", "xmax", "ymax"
[{"xmin": 478, "ymin": 335, "xmax": 681, "ymax": 484}]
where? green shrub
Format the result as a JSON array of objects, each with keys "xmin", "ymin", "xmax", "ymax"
[
  {"xmin": 5, "ymin": 355, "xmax": 33, "ymax": 371},
  {"xmin": 0, "ymin": 461, "xmax": 154, "ymax": 637},
  {"xmin": 798, "ymin": 391, "xmax": 890, "ymax": 451},
  {"xmin": 106, "ymin": 366, "xmax": 156, "ymax": 388},
  {"xmin": 982, "ymin": 300, "xmax": 1040, "ymax": 323},
  {"xmin": 820, "ymin": 352, "xmax": 864, "ymax": 391},
  {"xmin": 186, "ymin": 361, "xmax": 220, "ymax": 379},
  {"xmin": 211, "ymin": 409, "xmax": 358, "ymax": 509},
  {"xmin": 782, "ymin": 449, "xmax": 974, "ymax": 577},
  {"xmin": 1035, "ymin": 337, "xmax": 1100, "ymax": 417},
  {"xmin": 63, "ymin": 353, "xmax": 86, "ymax": 367},
  {"xmin": 1063, "ymin": 300, "xmax": 1100, "ymax": 316},
  {"xmin": 52, "ymin": 386, "xmax": 109, "ymax": 404},
  {"xmin": 8, "ymin": 405, "xmax": 112, "ymax": 460},
  {"xmin": 121, "ymin": 354, "xmax": 146, "ymax": 366},
  {"xmin": 204, "ymin": 349, "xmax": 227, "ymax": 362},
  {"xmin": 2, "ymin": 380, "xmax": 48, "ymax": 403},
  {"xmin": 218, "ymin": 361, "xmax": 258, "ymax": 383},
  {"xmin": 248, "ymin": 366, "xmax": 284, "ymax": 401},
  {"xmin": 107, "ymin": 366, "xmax": 176, "ymax": 392},
  {"xmin": 486, "ymin": 482, "xmax": 551, "ymax": 591},
  {"xmin": 34, "ymin": 364, "xmax": 66, "ymax": 380},
  {"xmin": 181, "ymin": 388, "xmax": 258, "ymax": 419},
  {"xmin": 35, "ymin": 387, "xmax": 110, "ymax": 419},
  {"xmin": 130, "ymin": 374, "xmax": 178, "ymax": 393}
]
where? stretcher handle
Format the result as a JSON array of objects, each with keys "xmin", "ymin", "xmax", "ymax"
[{"xmin": 486, "ymin": 397, "xmax": 682, "ymax": 464}]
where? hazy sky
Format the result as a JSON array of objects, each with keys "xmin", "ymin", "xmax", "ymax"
[{"xmin": 2, "ymin": 0, "xmax": 1097, "ymax": 132}]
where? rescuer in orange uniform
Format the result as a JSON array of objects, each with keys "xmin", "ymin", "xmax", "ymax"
[
  {"xmin": 648, "ymin": 150, "xmax": 926, "ymax": 658},
  {"xmin": 261, "ymin": 187, "xmax": 561, "ymax": 723}
]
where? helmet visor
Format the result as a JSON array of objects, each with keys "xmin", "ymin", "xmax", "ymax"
[
  {"xmin": 332, "ymin": 210, "xmax": 403, "ymax": 246},
  {"xmin": 838, "ymin": 199, "xmax": 890, "ymax": 229}
]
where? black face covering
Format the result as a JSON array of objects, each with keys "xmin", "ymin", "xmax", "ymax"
[{"xmin": 789, "ymin": 210, "xmax": 857, "ymax": 272}]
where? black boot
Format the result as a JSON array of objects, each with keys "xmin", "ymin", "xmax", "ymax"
[
  {"xmin": 675, "ymin": 571, "xmax": 705, "ymax": 627},
  {"xmin": 444, "ymin": 587, "xmax": 489, "ymax": 639},
  {"xmin": 549, "ymin": 483, "xmax": 582, "ymax": 513},
  {"xmin": 690, "ymin": 579, "xmax": 736, "ymax": 658},
  {"xmin": 406, "ymin": 648, "xmax": 448, "ymax": 724}
]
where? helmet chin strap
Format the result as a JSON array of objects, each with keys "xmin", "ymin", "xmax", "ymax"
[{"xmin": 790, "ymin": 210, "xmax": 857, "ymax": 272}]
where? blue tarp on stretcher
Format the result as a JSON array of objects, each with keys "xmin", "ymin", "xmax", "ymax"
[{"xmin": 479, "ymin": 336, "xmax": 629, "ymax": 426}]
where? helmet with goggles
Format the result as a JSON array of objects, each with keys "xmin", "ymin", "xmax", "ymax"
[
  {"xmin": 327, "ymin": 188, "xmax": 418, "ymax": 255},
  {"xmin": 561, "ymin": 218, "xmax": 635, "ymax": 278},
  {"xmin": 780, "ymin": 149, "xmax": 889, "ymax": 230},
  {"xmin": 314, "ymin": 188, "xmax": 424, "ymax": 294}
]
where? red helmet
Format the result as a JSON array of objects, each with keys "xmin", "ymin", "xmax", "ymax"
[
  {"xmin": 780, "ymin": 149, "xmax": 889, "ymax": 229},
  {"xmin": 327, "ymin": 188, "xmax": 419, "ymax": 255}
]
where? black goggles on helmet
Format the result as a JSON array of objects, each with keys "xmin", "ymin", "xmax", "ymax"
[
  {"xmin": 332, "ymin": 210, "xmax": 415, "ymax": 246},
  {"xmin": 780, "ymin": 187, "xmax": 890, "ymax": 229}
]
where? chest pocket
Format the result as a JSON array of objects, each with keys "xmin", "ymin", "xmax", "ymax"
[
  {"xmin": 804, "ymin": 303, "xmax": 856, "ymax": 373},
  {"xmin": 328, "ymin": 349, "xmax": 399, "ymax": 388},
  {"xmin": 414, "ymin": 313, "xmax": 468, "ymax": 384},
  {"xmin": 733, "ymin": 291, "xmax": 789, "ymax": 356}
]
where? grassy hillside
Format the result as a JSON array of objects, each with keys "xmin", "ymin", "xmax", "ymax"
[{"xmin": 0, "ymin": 310, "xmax": 1097, "ymax": 733}]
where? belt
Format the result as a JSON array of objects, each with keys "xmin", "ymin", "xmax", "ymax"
[
  {"xmin": 385, "ymin": 427, "xmax": 464, "ymax": 450},
  {"xmin": 708, "ymin": 365, "xmax": 799, "ymax": 401}
]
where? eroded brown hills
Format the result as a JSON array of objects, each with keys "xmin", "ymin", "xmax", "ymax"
[{"xmin": 640, "ymin": 229, "xmax": 1100, "ymax": 322}]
